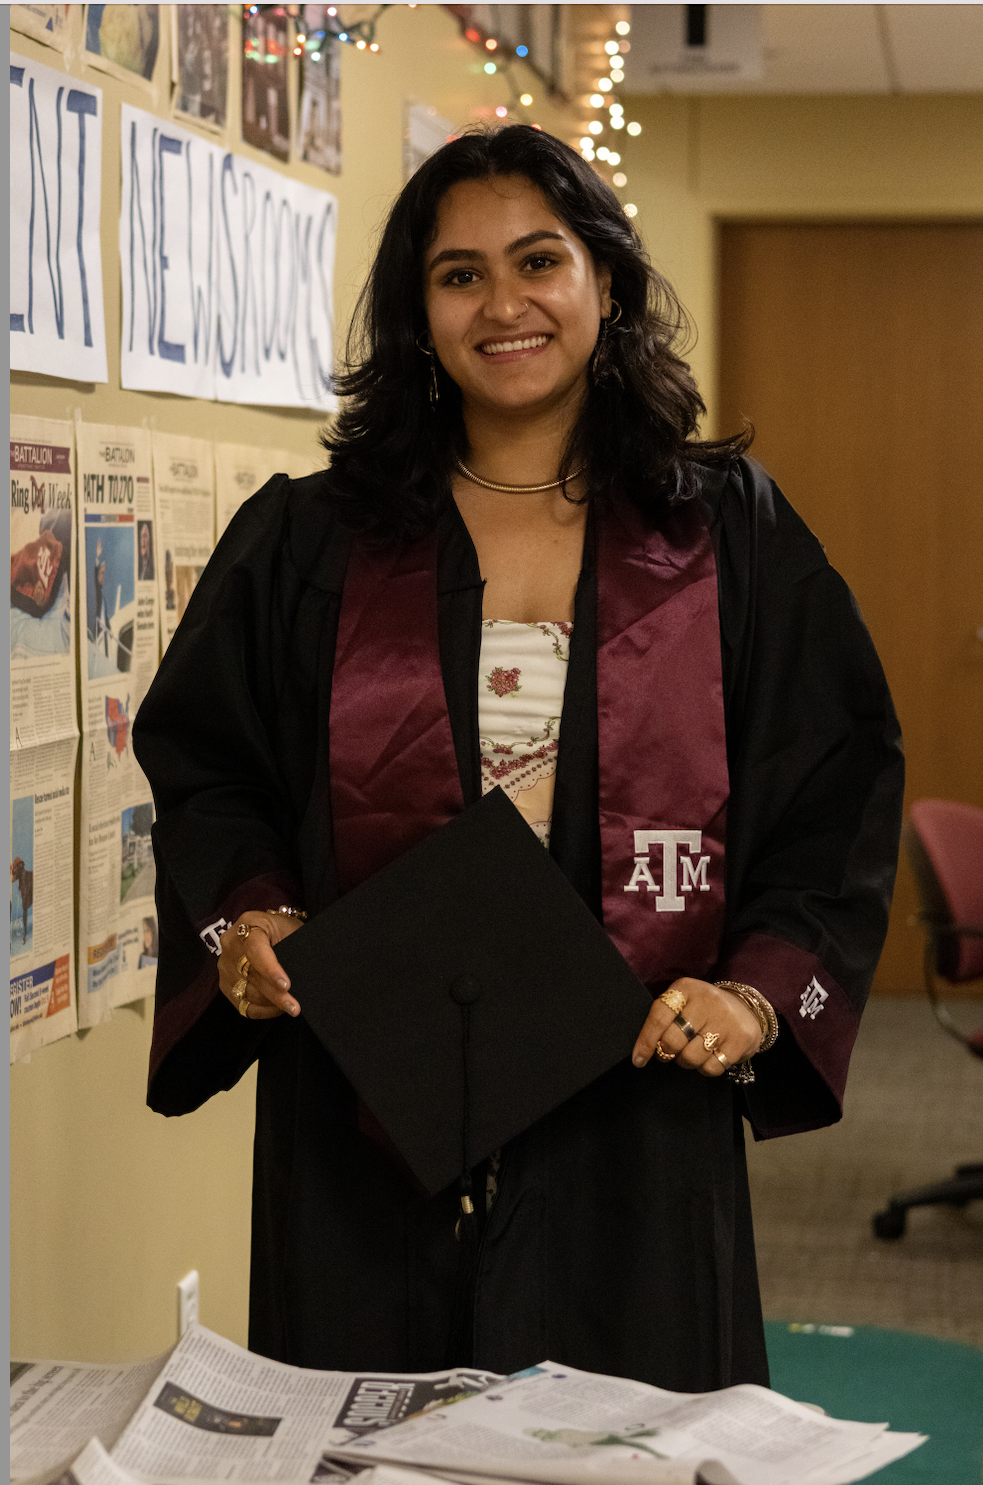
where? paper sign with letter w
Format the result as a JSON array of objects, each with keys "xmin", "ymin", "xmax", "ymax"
[{"xmin": 623, "ymin": 830, "xmax": 711, "ymax": 913}]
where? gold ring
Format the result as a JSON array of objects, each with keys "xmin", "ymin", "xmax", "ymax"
[
  {"xmin": 653, "ymin": 1041, "xmax": 677, "ymax": 1062},
  {"xmin": 703, "ymin": 1031, "xmax": 720, "ymax": 1053},
  {"xmin": 236, "ymin": 923, "xmax": 250, "ymax": 940},
  {"xmin": 659, "ymin": 988, "xmax": 687, "ymax": 1016},
  {"xmin": 236, "ymin": 954, "xmax": 250, "ymax": 976},
  {"xmin": 238, "ymin": 996, "xmax": 251, "ymax": 1018},
  {"xmin": 232, "ymin": 977, "xmax": 247, "ymax": 1004},
  {"xmin": 715, "ymin": 1051, "xmax": 729, "ymax": 1067}
]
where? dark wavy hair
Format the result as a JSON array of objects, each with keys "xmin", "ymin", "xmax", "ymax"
[{"xmin": 323, "ymin": 125, "xmax": 750, "ymax": 538}]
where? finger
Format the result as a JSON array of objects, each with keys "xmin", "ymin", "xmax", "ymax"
[
  {"xmin": 631, "ymin": 1002, "xmax": 678, "ymax": 1067},
  {"xmin": 222, "ymin": 918, "xmax": 300, "ymax": 1017}
]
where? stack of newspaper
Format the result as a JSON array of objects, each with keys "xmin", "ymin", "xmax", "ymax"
[{"xmin": 10, "ymin": 1323, "xmax": 924, "ymax": 1485}]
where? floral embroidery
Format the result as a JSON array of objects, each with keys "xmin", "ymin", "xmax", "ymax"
[{"xmin": 485, "ymin": 665, "xmax": 522, "ymax": 698}]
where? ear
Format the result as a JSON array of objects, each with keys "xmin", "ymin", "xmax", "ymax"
[{"xmin": 597, "ymin": 263, "xmax": 613, "ymax": 319}]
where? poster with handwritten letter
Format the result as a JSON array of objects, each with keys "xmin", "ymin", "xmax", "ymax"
[
  {"xmin": 119, "ymin": 104, "xmax": 337, "ymax": 411},
  {"xmin": 10, "ymin": 416, "xmax": 80, "ymax": 1060},
  {"xmin": 75, "ymin": 423, "xmax": 159, "ymax": 1027},
  {"xmin": 10, "ymin": 55, "xmax": 107, "ymax": 384}
]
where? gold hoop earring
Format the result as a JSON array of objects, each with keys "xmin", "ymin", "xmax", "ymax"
[
  {"xmin": 416, "ymin": 332, "xmax": 439, "ymax": 408},
  {"xmin": 607, "ymin": 300, "xmax": 622, "ymax": 326}
]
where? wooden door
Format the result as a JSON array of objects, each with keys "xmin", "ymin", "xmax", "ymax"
[{"xmin": 718, "ymin": 222, "xmax": 983, "ymax": 992}]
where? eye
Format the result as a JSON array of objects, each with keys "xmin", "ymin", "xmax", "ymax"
[
  {"xmin": 442, "ymin": 268, "xmax": 480, "ymax": 287},
  {"xmin": 523, "ymin": 253, "xmax": 559, "ymax": 272}
]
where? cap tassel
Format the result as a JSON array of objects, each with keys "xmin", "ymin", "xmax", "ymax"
[{"xmin": 447, "ymin": 976, "xmax": 482, "ymax": 1365}]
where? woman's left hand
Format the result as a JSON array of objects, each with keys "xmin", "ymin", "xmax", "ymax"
[{"xmin": 632, "ymin": 977, "xmax": 762, "ymax": 1076}]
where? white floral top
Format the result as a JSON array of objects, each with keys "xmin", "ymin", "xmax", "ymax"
[{"xmin": 478, "ymin": 620, "xmax": 573, "ymax": 848}]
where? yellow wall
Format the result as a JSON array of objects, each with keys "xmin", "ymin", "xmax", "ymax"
[
  {"xmin": 622, "ymin": 92, "xmax": 983, "ymax": 432},
  {"xmin": 9, "ymin": 3, "xmax": 572, "ymax": 1364},
  {"xmin": 11, "ymin": 3, "xmax": 983, "ymax": 1365}
]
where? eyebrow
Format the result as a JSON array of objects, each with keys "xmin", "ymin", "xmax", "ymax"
[{"xmin": 428, "ymin": 230, "xmax": 566, "ymax": 273}]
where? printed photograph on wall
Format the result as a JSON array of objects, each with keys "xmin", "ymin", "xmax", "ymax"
[
  {"xmin": 121, "ymin": 803, "xmax": 155, "ymax": 905},
  {"xmin": 10, "ymin": 484, "xmax": 73, "ymax": 663},
  {"xmin": 139, "ymin": 914, "xmax": 159, "ymax": 969},
  {"xmin": 298, "ymin": 10, "xmax": 341, "ymax": 173},
  {"xmin": 137, "ymin": 520, "xmax": 155, "ymax": 582},
  {"xmin": 85, "ymin": 525, "xmax": 135, "ymax": 681},
  {"xmin": 85, "ymin": 4, "xmax": 160, "ymax": 81},
  {"xmin": 10, "ymin": 797, "xmax": 35, "ymax": 957},
  {"xmin": 242, "ymin": 8, "xmax": 290, "ymax": 161},
  {"xmin": 173, "ymin": 3, "xmax": 229, "ymax": 128},
  {"xmin": 10, "ymin": 4, "xmax": 72, "ymax": 52}
]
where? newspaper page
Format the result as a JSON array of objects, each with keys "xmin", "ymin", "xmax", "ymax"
[
  {"xmin": 214, "ymin": 445, "xmax": 283, "ymax": 540},
  {"xmin": 109, "ymin": 1325, "xmax": 500, "ymax": 1484},
  {"xmin": 10, "ymin": 1351, "xmax": 172, "ymax": 1482},
  {"xmin": 10, "ymin": 416, "xmax": 80, "ymax": 1060},
  {"xmin": 75, "ymin": 423, "xmax": 160, "ymax": 1028},
  {"xmin": 330, "ymin": 1362, "xmax": 926, "ymax": 1485},
  {"xmin": 152, "ymin": 434, "xmax": 216, "ymax": 653}
]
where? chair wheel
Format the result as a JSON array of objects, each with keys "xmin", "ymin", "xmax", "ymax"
[{"xmin": 873, "ymin": 1206, "xmax": 907, "ymax": 1240}]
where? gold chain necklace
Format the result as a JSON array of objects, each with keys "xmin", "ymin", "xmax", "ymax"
[{"xmin": 456, "ymin": 458, "xmax": 585, "ymax": 494}]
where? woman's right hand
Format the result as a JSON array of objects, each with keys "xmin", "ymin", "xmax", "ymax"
[{"xmin": 218, "ymin": 911, "xmax": 304, "ymax": 1020}]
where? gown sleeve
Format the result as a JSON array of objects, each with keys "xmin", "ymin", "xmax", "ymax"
[
  {"xmin": 133, "ymin": 476, "xmax": 324, "ymax": 1114},
  {"xmin": 710, "ymin": 458, "xmax": 905, "ymax": 1137}
]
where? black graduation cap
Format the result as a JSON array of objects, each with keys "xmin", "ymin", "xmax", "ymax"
[{"xmin": 276, "ymin": 787, "xmax": 653, "ymax": 1198}]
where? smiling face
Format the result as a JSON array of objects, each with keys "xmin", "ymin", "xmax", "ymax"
[{"xmin": 423, "ymin": 175, "xmax": 611, "ymax": 422}]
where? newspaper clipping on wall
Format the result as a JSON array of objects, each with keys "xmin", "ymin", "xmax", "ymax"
[
  {"xmin": 152, "ymin": 432, "xmax": 216, "ymax": 653},
  {"xmin": 75, "ymin": 422, "xmax": 160, "ymax": 1028},
  {"xmin": 10, "ymin": 416, "xmax": 80, "ymax": 1061}
]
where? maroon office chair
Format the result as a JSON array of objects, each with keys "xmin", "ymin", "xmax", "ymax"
[{"xmin": 872, "ymin": 799, "xmax": 983, "ymax": 1239}]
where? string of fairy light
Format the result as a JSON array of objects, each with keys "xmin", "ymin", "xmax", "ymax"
[{"xmin": 243, "ymin": 5, "xmax": 642, "ymax": 217}]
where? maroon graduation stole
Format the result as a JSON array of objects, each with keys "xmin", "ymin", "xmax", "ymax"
[{"xmin": 329, "ymin": 497, "xmax": 729, "ymax": 990}]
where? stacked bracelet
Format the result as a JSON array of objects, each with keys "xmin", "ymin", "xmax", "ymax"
[
  {"xmin": 714, "ymin": 981, "xmax": 779, "ymax": 1053},
  {"xmin": 268, "ymin": 905, "xmax": 308, "ymax": 922}
]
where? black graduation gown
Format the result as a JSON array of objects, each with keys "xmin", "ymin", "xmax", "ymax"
[{"xmin": 133, "ymin": 457, "xmax": 904, "ymax": 1392}]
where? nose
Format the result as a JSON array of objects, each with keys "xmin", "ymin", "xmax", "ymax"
[{"xmin": 481, "ymin": 271, "xmax": 527, "ymax": 327}]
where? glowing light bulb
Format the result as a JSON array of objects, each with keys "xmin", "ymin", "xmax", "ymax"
[
  {"xmin": 624, "ymin": 203, "xmax": 638, "ymax": 218},
  {"xmin": 311, "ymin": 50, "xmax": 321, "ymax": 60},
  {"xmin": 598, "ymin": 77, "xmax": 612, "ymax": 91},
  {"xmin": 465, "ymin": 27, "xmax": 480, "ymax": 41},
  {"xmin": 613, "ymin": 171, "xmax": 627, "ymax": 186},
  {"xmin": 609, "ymin": 102, "xmax": 623, "ymax": 114},
  {"xmin": 338, "ymin": 31, "xmax": 347, "ymax": 40},
  {"xmin": 484, "ymin": 61, "xmax": 496, "ymax": 73},
  {"xmin": 520, "ymin": 93, "xmax": 533, "ymax": 106},
  {"xmin": 588, "ymin": 119, "xmax": 603, "ymax": 135},
  {"xmin": 615, "ymin": 20, "xmax": 630, "ymax": 35},
  {"xmin": 327, "ymin": 6, "xmax": 336, "ymax": 13},
  {"xmin": 369, "ymin": 41, "xmax": 379, "ymax": 50},
  {"xmin": 579, "ymin": 136, "xmax": 593, "ymax": 150},
  {"xmin": 604, "ymin": 40, "xmax": 619, "ymax": 55},
  {"xmin": 590, "ymin": 93, "xmax": 604, "ymax": 108},
  {"xmin": 495, "ymin": 105, "xmax": 508, "ymax": 118},
  {"xmin": 597, "ymin": 146, "xmax": 610, "ymax": 160},
  {"xmin": 610, "ymin": 116, "xmax": 624, "ymax": 129},
  {"xmin": 485, "ymin": 37, "xmax": 497, "ymax": 50},
  {"xmin": 355, "ymin": 38, "xmax": 366, "ymax": 48},
  {"xmin": 516, "ymin": 44, "xmax": 528, "ymax": 57},
  {"xmin": 607, "ymin": 151, "xmax": 620, "ymax": 165},
  {"xmin": 626, "ymin": 121, "xmax": 641, "ymax": 136}
]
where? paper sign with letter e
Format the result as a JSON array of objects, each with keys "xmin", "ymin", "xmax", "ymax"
[{"xmin": 9, "ymin": 54, "xmax": 107, "ymax": 383}]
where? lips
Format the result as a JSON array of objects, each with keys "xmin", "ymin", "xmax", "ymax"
[{"xmin": 478, "ymin": 333, "xmax": 551, "ymax": 356}]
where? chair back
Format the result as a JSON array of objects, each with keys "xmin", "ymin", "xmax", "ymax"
[{"xmin": 905, "ymin": 799, "xmax": 983, "ymax": 983}]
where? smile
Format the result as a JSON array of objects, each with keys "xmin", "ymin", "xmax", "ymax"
[{"xmin": 478, "ymin": 333, "xmax": 551, "ymax": 356}]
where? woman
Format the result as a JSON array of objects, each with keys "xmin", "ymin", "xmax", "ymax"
[{"xmin": 134, "ymin": 126, "xmax": 903, "ymax": 1391}]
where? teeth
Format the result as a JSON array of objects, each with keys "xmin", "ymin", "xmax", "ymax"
[{"xmin": 481, "ymin": 334, "xmax": 549, "ymax": 355}]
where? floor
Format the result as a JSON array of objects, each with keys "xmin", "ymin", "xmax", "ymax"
[{"xmin": 745, "ymin": 996, "xmax": 983, "ymax": 1348}]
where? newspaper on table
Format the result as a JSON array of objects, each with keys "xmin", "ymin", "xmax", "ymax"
[
  {"xmin": 152, "ymin": 433, "xmax": 216, "ymax": 654},
  {"xmin": 9, "ymin": 416, "xmax": 81, "ymax": 1060},
  {"xmin": 329, "ymin": 1361, "xmax": 926, "ymax": 1485},
  {"xmin": 10, "ymin": 1325, "xmax": 925, "ymax": 1485},
  {"xmin": 73, "ymin": 423, "xmax": 160, "ymax": 1027},
  {"xmin": 10, "ymin": 1324, "xmax": 499, "ymax": 1485}
]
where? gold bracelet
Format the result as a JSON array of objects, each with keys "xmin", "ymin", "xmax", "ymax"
[
  {"xmin": 714, "ymin": 980, "xmax": 779, "ymax": 1054},
  {"xmin": 267, "ymin": 905, "xmax": 307, "ymax": 921}
]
